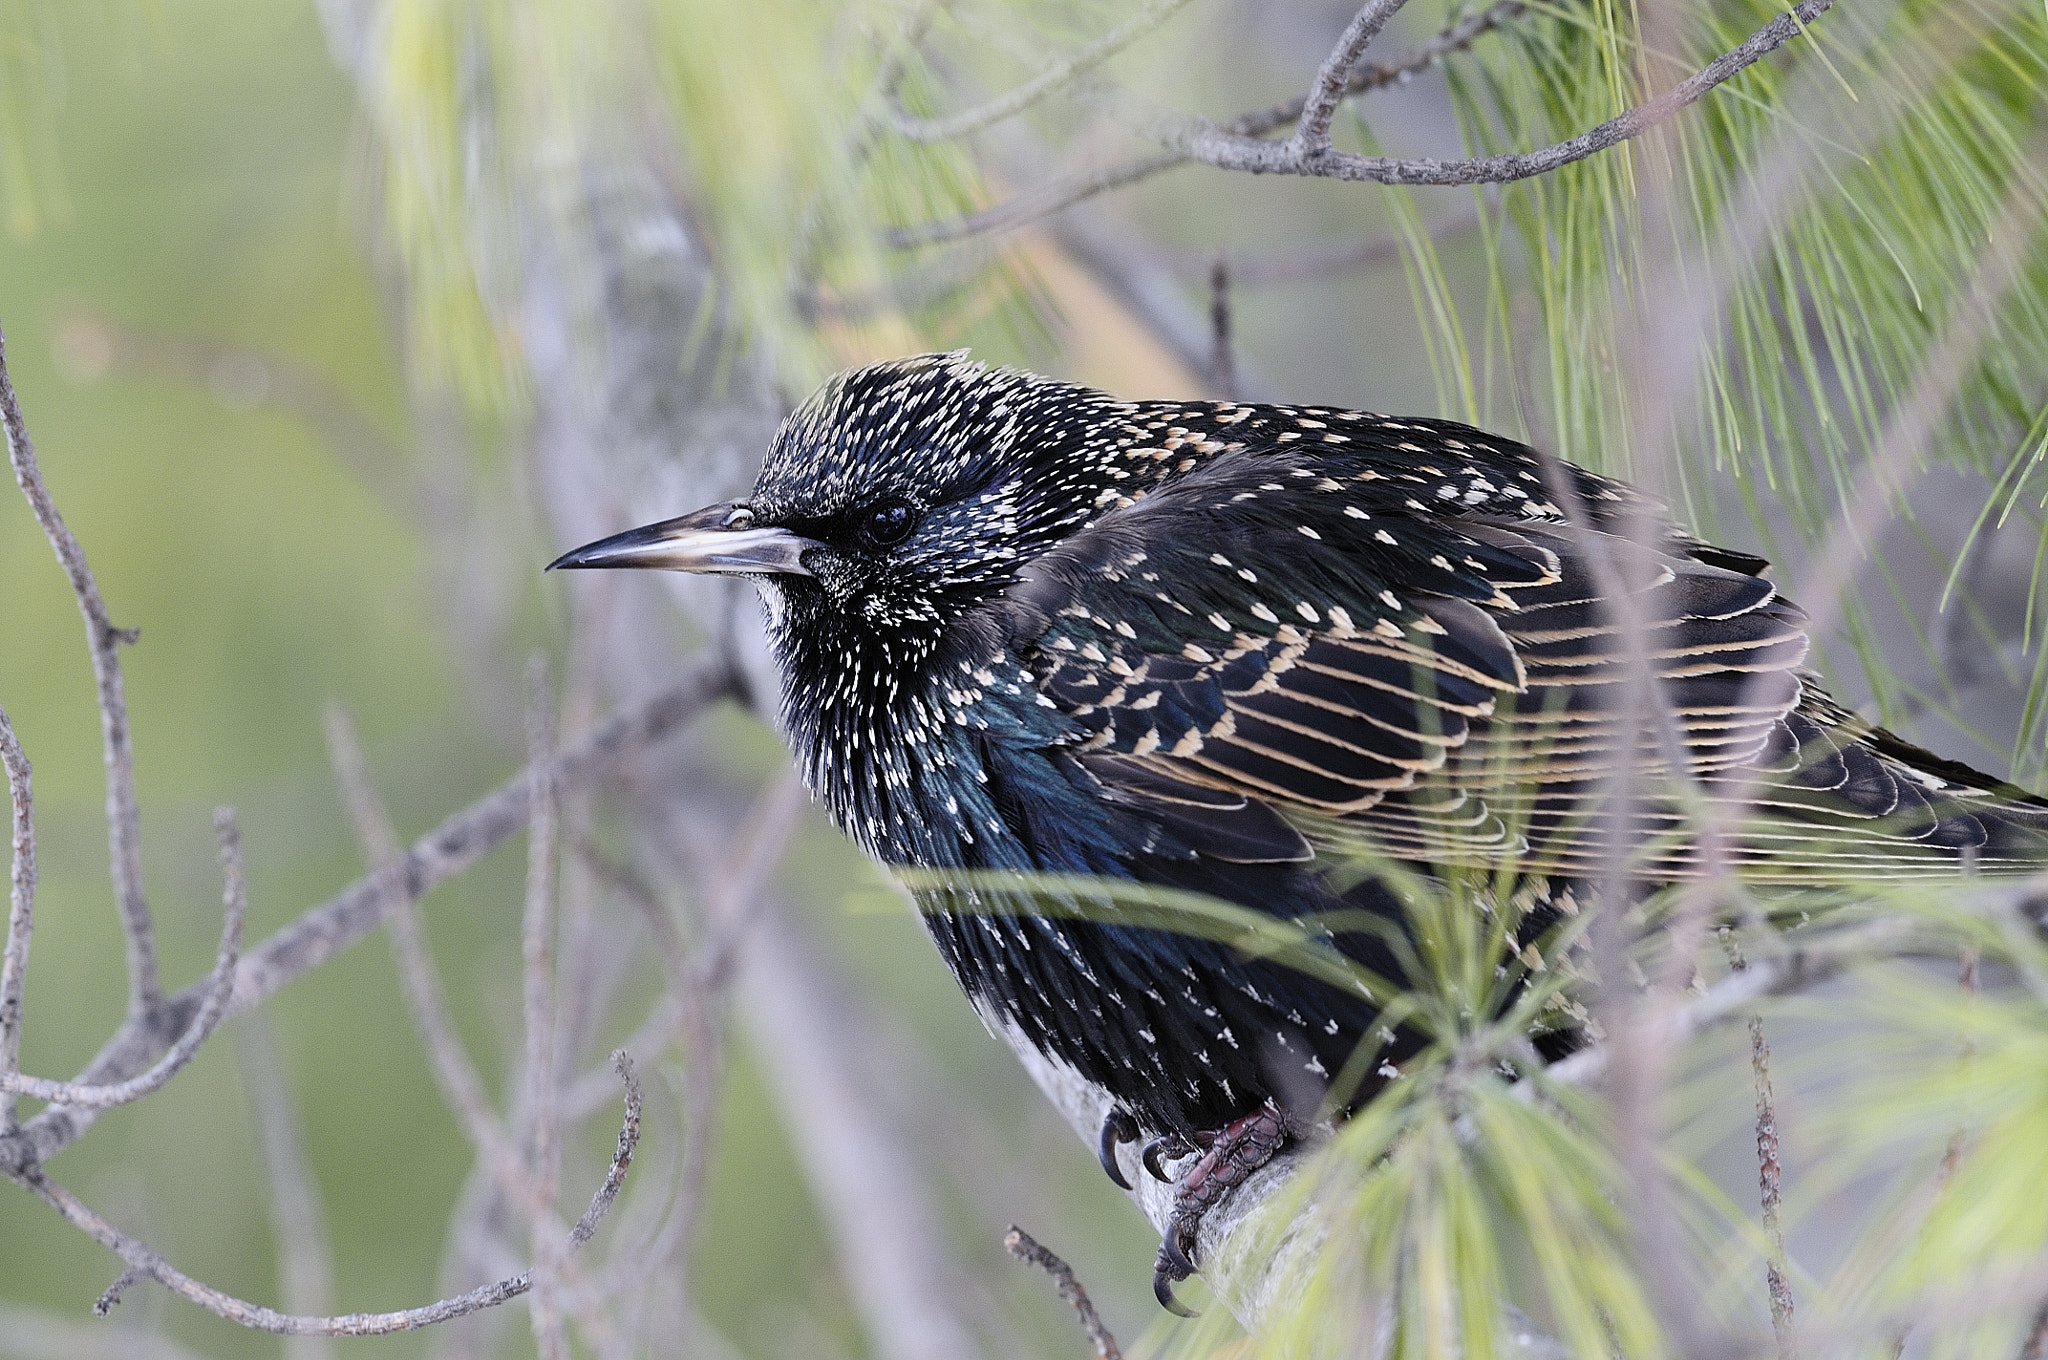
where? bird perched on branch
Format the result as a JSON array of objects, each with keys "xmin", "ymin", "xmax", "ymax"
[{"xmin": 551, "ymin": 352, "xmax": 2048, "ymax": 1310}]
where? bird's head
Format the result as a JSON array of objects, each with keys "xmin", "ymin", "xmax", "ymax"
[{"xmin": 550, "ymin": 352, "xmax": 1165, "ymax": 660}]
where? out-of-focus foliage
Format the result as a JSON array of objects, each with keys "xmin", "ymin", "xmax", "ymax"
[
  {"xmin": 0, "ymin": 0, "xmax": 68, "ymax": 238},
  {"xmin": 340, "ymin": 0, "xmax": 1118, "ymax": 405}
]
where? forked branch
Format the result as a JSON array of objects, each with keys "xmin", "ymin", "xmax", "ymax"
[
  {"xmin": 23, "ymin": 1053, "xmax": 641, "ymax": 1337},
  {"xmin": 0, "ymin": 324, "xmax": 158, "ymax": 1016},
  {"xmin": 1158, "ymin": 0, "xmax": 1835, "ymax": 185},
  {"xmin": 0, "ymin": 810, "xmax": 246, "ymax": 1110},
  {"xmin": 885, "ymin": 0, "xmax": 1832, "ymax": 246}
]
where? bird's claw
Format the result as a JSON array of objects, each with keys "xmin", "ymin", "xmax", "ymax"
[
  {"xmin": 1142, "ymin": 1133, "xmax": 1194, "ymax": 1183},
  {"xmin": 1097, "ymin": 1108, "xmax": 1139, "ymax": 1190},
  {"xmin": 1145, "ymin": 1101, "xmax": 1292, "ymax": 1314},
  {"xmin": 1153, "ymin": 1222, "xmax": 1199, "ymax": 1316}
]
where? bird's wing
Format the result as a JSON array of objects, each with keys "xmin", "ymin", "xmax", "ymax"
[{"xmin": 995, "ymin": 443, "xmax": 1833, "ymax": 874}]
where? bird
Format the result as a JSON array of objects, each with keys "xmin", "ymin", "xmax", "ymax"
[{"xmin": 549, "ymin": 351, "xmax": 2048, "ymax": 1310}]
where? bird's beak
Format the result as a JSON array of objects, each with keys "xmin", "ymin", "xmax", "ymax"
[{"xmin": 546, "ymin": 503, "xmax": 817, "ymax": 577}]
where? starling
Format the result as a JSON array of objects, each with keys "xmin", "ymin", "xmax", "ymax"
[{"xmin": 551, "ymin": 353, "xmax": 2048, "ymax": 1309}]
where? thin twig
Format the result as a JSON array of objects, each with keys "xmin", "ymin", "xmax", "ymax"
[
  {"xmin": 93, "ymin": 1270, "xmax": 145, "ymax": 1317},
  {"xmin": 0, "ymin": 704, "xmax": 36, "ymax": 1132},
  {"xmin": 884, "ymin": 0, "xmax": 1196, "ymax": 143},
  {"xmin": 885, "ymin": 1, "xmax": 1527, "ymax": 245},
  {"xmin": 1162, "ymin": 1, "xmax": 1834, "ymax": 185},
  {"xmin": 520, "ymin": 655, "xmax": 567, "ymax": 1360},
  {"xmin": 1004, "ymin": 1226, "xmax": 1122, "ymax": 1360},
  {"xmin": 325, "ymin": 704, "xmax": 619, "ymax": 1354},
  {"xmin": 0, "ymin": 811, "xmax": 247, "ymax": 1110},
  {"xmin": 0, "ymin": 321, "xmax": 158, "ymax": 1016},
  {"xmin": 1722, "ymin": 928, "xmax": 1795, "ymax": 1356},
  {"xmin": 1288, "ymin": 0, "xmax": 1414, "ymax": 158},
  {"xmin": 20, "ymin": 1055, "xmax": 639, "ymax": 1337},
  {"xmin": 889, "ymin": 1, "xmax": 1830, "ymax": 245},
  {"xmin": 0, "ymin": 659, "xmax": 731, "ymax": 1176}
]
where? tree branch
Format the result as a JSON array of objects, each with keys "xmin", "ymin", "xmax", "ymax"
[
  {"xmin": 0, "ymin": 703, "xmax": 35, "ymax": 1133},
  {"xmin": 0, "ymin": 809, "xmax": 246, "ymax": 1111},
  {"xmin": 1158, "ymin": 0, "xmax": 1835, "ymax": 186},
  {"xmin": 0, "ymin": 321, "xmax": 159, "ymax": 1016},
  {"xmin": 1289, "ymin": 0, "xmax": 1414, "ymax": 159},
  {"xmin": 883, "ymin": 1, "xmax": 1527, "ymax": 246},
  {"xmin": 18, "ymin": 1053, "xmax": 640, "ymax": 1337},
  {"xmin": 1004, "ymin": 1226, "xmax": 1122, "ymax": 1360},
  {"xmin": 0, "ymin": 657, "xmax": 732, "ymax": 1175}
]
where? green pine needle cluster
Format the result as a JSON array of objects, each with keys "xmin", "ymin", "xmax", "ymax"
[{"xmin": 1402, "ymin": 0, "xmax": 2048, "ymax": 765}]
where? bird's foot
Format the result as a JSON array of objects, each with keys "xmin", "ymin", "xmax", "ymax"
[
  {"xmin": 1148, "ymin": 1101, "xmax": 1290, "ymax": 1315},
  {"xmin": 1097, "ymin": 1107, "xmax": 1139, "ymax": 1190}
]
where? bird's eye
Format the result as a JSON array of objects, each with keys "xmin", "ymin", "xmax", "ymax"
[{"xmin": 859, "ymin": 500, "xmax": 918, "ymax": 549}]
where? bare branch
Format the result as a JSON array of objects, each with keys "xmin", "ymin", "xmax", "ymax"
[
  {"xmin": 1163, "ymin": 0, "xmax": 1834, "ymax": 185},
  {"xmin": 92, "ymin": 1270, "xmax": 145, "ymax": 1317},
  {"xmin": 0, "ymin": 810, "xmax": 246, "ymax": 1110},
  {"xmin": 16, "ymin": 1054, "xmax": 640, "ymax": 1337},
  {"xmin": 889, "ymin": 0, "xmax": 1831, "ymax": 249},
  {"xmin": 0, "ymin": 321, "xmax": 158, "ymax": 1015},
  {"xmin": 0, "ymin": 658, "xmax": 731, "ymax": 1174},
  {"xmin": 884, "ymin": 2, "xmax": 1526, "ymax": 246},
  {"xmin": 0, "ymin": 703, "xmax": 36, "ymax": 1132},
  {"xmin": 1288, "ymin": 0, "xmax": 1413, "ymax": 159},
  {"xmin": 1003, "ymin": 1226, "xmax": 1122, "ymax": 1360},
  {"xmin": 884, "ymin": 0, "xmax": 1196, "ymax": 144},
  {"xmin": 1721, "ymin": 928, "xmax": 1795, "ymax": 1355}
]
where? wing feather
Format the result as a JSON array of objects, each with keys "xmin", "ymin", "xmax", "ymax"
[{"xmin": 992, "ymin": 437, "xmax": 2048, "ymax": 876}]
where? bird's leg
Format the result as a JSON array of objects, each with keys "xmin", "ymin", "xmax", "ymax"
[
  {"xmin": 1097, "ymin": 1107, "xmax": 1140, "ymax": 1189},
  {"xmin": 1151, "ymin": 1101, "xmax": 1291, "ymax": 1314}
]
